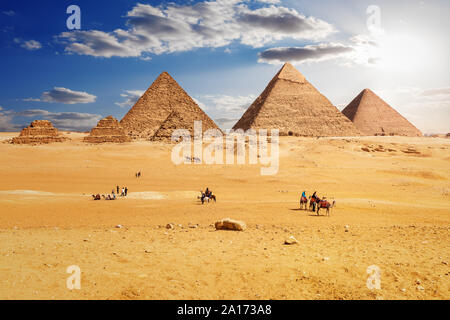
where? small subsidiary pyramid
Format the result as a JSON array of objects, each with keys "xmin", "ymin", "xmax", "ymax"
[
  {"xmin": 232, "ymin": 63, "xmax": 360, "ymax": 136},
  {"xmin": 120, "ymin": 72, "xmax": 220, "ymax": 139},
  {"xmin": 12, "ymin": 120, "xmax": 68, "ymax": 144},
  {"xmin": 84, "ymin": 116, "xmax": 131, "ymax": 143},
  {"xmin": 342, "ymin": 89, "xmax": 422, "ymax": 137}
]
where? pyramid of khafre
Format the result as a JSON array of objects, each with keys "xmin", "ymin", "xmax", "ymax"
[
  {"xmin": 120, "ymin": 71, "xmax": 220, "ymax": 139},
  {"xmin": 232, "ymin": 62, "xmax": 360, "ymax": 136},
  {"xmin": 12, "ymin": 120, "xmax": 68, "ymax": 144},
  {"xmin": 342, "ymin": 89, "xmax": 422, "ymax": 137},
  {"xmin": 84, "ymin": 116, "xmax": 131, "ymax": 143}
]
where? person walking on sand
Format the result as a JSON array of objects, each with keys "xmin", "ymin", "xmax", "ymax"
[
  {"xmin": 125, "ymin": 187, "xmax": 128, "ymax": 197},
  {"xmin": 121, "ymin": 187, "xmax": 125, "ymax": 197},
  {"xmin": 117, "ymin": 186, "xmax": 119, "ymax": 194}
]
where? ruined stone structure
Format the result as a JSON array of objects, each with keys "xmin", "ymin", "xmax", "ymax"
[
  {"xmin": 84, "ymin": 116, "xmax": 131, "ymax": 143},
  {"xmin": 12, "ymin": 120, "xmax": 68, "ymax": 144}
]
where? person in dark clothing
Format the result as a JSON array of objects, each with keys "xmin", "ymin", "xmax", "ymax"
[
  {"xmin": 117, "ymin": 186, "xmax": 119, "ymax": 194},
  {"xmin": 310, "ymin": 191, "xmax": 318, "ymax": 211},
  {"xmin": 125, "ymin": 187, "xmax": 128, "ymax": 196}
]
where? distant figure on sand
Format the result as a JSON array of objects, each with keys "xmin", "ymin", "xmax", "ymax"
[
  {"xmin": 116, "ymin": 186, "xmax": 119, "ymax": 194},
  {"xmin": 300, "ymin": 190, "xmax": 308, "ymax": 210},
  {"xmin": 125, "ymin": 187, "xmax": 128, "ymax": 196},
  {"xmin": 121, "ymin": 187, "xmax": 125, "ymax": 196}
]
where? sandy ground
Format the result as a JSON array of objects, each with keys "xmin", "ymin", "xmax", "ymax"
[{"xmin": 0, "ymin": 132, "xmax": 448, "ymax": 300}]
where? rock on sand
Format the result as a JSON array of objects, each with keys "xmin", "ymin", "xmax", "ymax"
[{"xmin": 215, "ymin": 218, "xmax": 246, "ymax": 231}]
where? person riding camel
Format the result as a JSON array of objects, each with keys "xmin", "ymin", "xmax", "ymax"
[
  {"xmin": 301, "ymin": 191, "xmax": 306, "ymax": 200},
  {"xmin": 205, "ymin": 188, "xmax": 212, "ymax": 198}
]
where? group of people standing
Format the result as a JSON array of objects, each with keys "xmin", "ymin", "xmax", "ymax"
[
  {"xmin": 115, "ymin": 186, "xmax": 128, "ymax": 197},
  {"xmin": 91, "ymin": 186, "xmax": 129, "ymax": 201}
]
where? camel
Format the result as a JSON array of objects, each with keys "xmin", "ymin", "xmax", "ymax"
[
  {"xmin": 316, "ymin": 199, "xmax": 336, "ymax": 216},
  {"xmin": 299, "ymin": 196, "xmax": 308, "ymax": 210},
  {"xmin": 198, "ymin": 191, "xmax": 216, "ymax": 204}
]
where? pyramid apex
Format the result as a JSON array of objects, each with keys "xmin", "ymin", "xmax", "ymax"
[
  {"xmin": 157, "ymin": 71, "xmax": 172, "ymax": 78},
  {"xmin": 276, "ymin": 62, "xmax": 306, "ymax": 83}
]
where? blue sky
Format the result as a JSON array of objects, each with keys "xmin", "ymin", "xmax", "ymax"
[{"xmin": 0, "ymin": 0, "xmax": 449, "ymax": 133}]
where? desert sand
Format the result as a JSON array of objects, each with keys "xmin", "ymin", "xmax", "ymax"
[{"xmin": 0, "ymin": 132, "xmax": 448, "ymax": 300}]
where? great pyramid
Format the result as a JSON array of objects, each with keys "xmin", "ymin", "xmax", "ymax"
[
  {"xmin": 12, "ymin": 120, "xmax": 68, "ymax": 144},
  {"xmin": 120, "ymin": 71, "xmax": 220, "ymax": 139},
  {"xmin": 232, "ymin": 62, "xmax": 360, "ymax": 136},
  {"xmin": 342, "ymin": 89, "xmax": 422, "ymax": 137},
  {"xmin": 84, "ymin": 116, "xmax": 131, "ymax": 143}
]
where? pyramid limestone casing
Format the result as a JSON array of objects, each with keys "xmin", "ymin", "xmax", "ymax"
[
  {"xmin": 84, "ymin": 116, "xmax": 131, "ymax": 143},
  {"xmin": 233, "ymin": 63, "xmax": 360, "ymax": 136},
  {"xmin": 120, "ymin": 72, "xmax": 220, "ymax": 139},
  {"xmin": 342, "ymin": 89, "xmax": 422, "ymax": 137},
  {"xmin": 12, "ymin": 120, "xmax": 68, "ymax": 144}
]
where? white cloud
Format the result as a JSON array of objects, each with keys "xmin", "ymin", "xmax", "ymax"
[
  {"xmin": 193, "ymin": 93, "xmax": 257, "ymax": 129},
  {"xmin": 371, "ymin": 87, "xmax": 450, "ymax": 134},
  {"xmin": 238, "ymin": 5, "xmax": 334, "ymax": 47},
  {"xmin": 0, "ymin": 108, "xmax": 103, "ymax": 132},
  {"xmin": 257, "ymin": 0, "xmax": 281, "ymax": 4},
  {"xmin": 214, "ymin": 117, "xmax": 240, "ymax": 129},
  {"xmin": 198, "ymin": 94, "xmax": 255, "ymax": 112},
  {"xmin": 59, "ymin": 30, "xmax": 142, "ymax": 58},
  {"xmin": 20, "ymin": 40, "xmax": 42, "ymax": 51},
  {"xmin": 115, "ymin": 90, "xmax": 145, "ymax": 108},
  {"xmin": 0, "ymin": 113, "xmax": 20, "ymax": 131},
  {"xmin": 2, "ymin": 10, "xmax": 15, "ymax": 17},
  {"xmin": 38, "ymin": 87, "xmax": 97, "ymax": 104},
  {"xmin": 57, "ymin": 1, "xmax": 334, "ymax": 58},
  {"xmin": 258, "ymin": 43, "xmax": 354, "ymax": 65}
]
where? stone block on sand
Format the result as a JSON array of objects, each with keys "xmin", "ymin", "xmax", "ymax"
[{"xmin": 215, "ymin": 218, "xmax": 246, "ymax": 231}]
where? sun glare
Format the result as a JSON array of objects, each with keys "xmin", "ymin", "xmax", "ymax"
[{"xmin": 370, "ymin": 32, "xmax": 430, "ymax": 71}]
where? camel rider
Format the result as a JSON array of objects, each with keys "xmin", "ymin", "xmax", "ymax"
[
  {"xmin": 301, "ymin": 191, "xmax": 306, "ymax": 200},
  {"xmin": 205, "ymin": 188, "xmax": 211, "ymax": 198}
]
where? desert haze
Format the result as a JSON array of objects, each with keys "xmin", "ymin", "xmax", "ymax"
[{"xmin": 0, "ymin": 132, "xmax": 448, "ymax": 300}]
